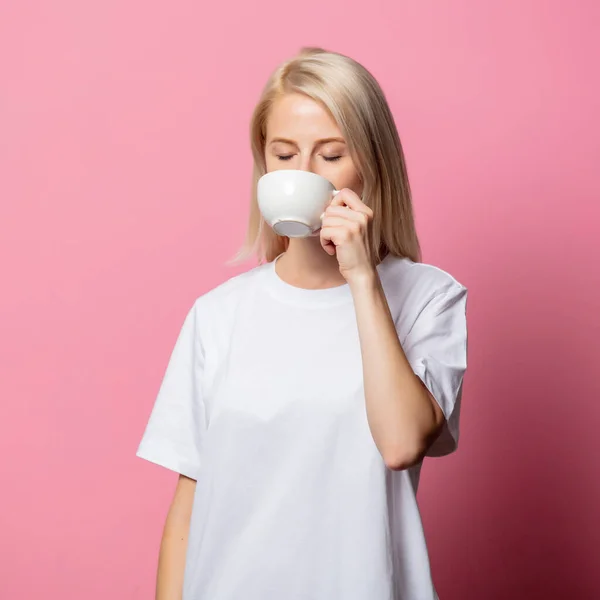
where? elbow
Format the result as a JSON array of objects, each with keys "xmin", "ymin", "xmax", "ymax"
[
  {"xmin": 379, "ymin": 419, "xmax": 444, "ymax": 471},
  {"xmin": 382, "ymin": 443, "xmax": 425, "ymax": 471},
  {"xmin": 383, "ymin": 426, "xmax": 443, "ymax": 470}
]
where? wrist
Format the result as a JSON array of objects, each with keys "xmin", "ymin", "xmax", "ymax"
[{"xmin": 346, "ymin": 266, "xmax": 380, "ymax": 293}]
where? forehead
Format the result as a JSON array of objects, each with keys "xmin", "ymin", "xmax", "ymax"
[{"xmin": 265, "ymin": 93, "xmax": 342, "ymax": 142}]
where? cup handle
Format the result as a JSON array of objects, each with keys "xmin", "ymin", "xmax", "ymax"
[{"xmin": 332, "ymin": 189, "xmax": 340, "ymax": 196}]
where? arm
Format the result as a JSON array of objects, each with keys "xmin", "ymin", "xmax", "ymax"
[
  {"xmin": 156, "ymin": 474, "xmax": 196, "ymax": 600},
  {"xmin": 320, "ymin": 190, "xmax": 444, "ymax": 470},
  {"xmin": 350, "ymin": 273, "xmax": 444, "ymax": 470}
]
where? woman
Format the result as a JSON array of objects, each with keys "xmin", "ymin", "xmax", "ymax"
[{"xmin": 137, "ymin": 47, "xmax": 468, "ymax": 600}]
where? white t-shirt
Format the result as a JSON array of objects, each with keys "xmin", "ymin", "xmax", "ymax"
[{"xmin": 137, "ymin": 252, "xmax": 468, "ymax": 600}]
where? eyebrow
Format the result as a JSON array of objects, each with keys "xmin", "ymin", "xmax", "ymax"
[{"xmin": 268, "ymin": 137, "xmax": 346, "ymax": 146}]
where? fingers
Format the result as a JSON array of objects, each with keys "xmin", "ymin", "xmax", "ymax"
[
  {"xmin": 329, "ymin": 188, "xmax": 373, "ymax": 219},
  {"xmin": 322, "ymin": 205, "xmax": 369, "ymax": 227},
  {"xmin": 320, "ymin": 217, "xmax": 365, "ymax": 238},
  {"xmin": 320, "ymin": 189, "xmax": 373, "ymax": 259},
  {"xmin": 320, "ymin": 216, "xmax": 365, "ymax": 247},
  {"xmin": 319, "ymin": 226, "xmax": 337, "ymax": 255},
  {"xmin": 320, "ymin": 216, "xmax": 348, "ymax": 229},
  {"xmin": 319, "ymin": 226, "xmax": 345, "ymax": 255}
]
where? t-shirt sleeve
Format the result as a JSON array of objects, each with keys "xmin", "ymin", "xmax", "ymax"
[
  {"xmin": 136, "ymin": 301, "xmax": 206, "ymax": 480},
  {"xmin": 402, "ymin": 284, "xmax": 468, "ymax": 457}
]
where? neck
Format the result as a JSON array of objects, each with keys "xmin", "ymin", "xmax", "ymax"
[{"xmin": 276, "ymin": 237, "xmax": 347, "ymax": 290}]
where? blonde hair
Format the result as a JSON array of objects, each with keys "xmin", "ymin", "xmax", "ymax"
[{"xmin": 232, "ymin": 47, "xmax": 421, "ymax": 265}]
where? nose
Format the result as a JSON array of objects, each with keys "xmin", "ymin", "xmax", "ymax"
[{"xmin": 297, "ymin": 155, "xmax": 314, "ymax": 174}]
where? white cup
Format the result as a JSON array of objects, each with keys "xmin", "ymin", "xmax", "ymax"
[{"xmin": 257, "ymin": 170, "xmax": 339, "ymax": 238}]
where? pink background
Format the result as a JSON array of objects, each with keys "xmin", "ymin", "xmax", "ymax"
[{"xmin": 1, "ymin": 1, "xmax": 598, "ymax": 598}]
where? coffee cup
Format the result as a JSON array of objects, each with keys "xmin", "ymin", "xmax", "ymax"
[{"xmin": 257, "ymin": 170, "xmax": 339, "ymax": 238}]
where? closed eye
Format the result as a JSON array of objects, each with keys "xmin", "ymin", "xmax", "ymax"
[{"xmin": 276, "ymin": 154, "xmax": 341, "ymax": 162}]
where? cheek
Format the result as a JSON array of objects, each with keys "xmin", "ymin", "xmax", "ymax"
[
  {"xmin": 335, "ymin": 163, "xmax": 363, "ymax": 195},
  {"xmin": 264, "ymin": 154, "xmax": 282, "ymax": 173}
]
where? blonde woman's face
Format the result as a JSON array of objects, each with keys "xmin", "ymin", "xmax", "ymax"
[{"xmin": 264, "ymin": 93, "xmax": 363, "ymax": 196}]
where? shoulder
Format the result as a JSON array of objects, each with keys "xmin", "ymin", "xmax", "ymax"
[
  {"xmin": 189, "ymin": 261, "xmax": 269, "ymax": 322},
  {"xmin": 378, "ymin": 255, "xmax": 467, "ymax": 313}
]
